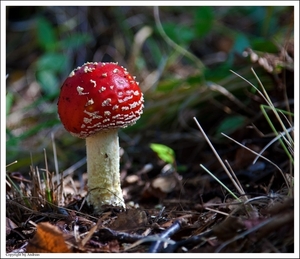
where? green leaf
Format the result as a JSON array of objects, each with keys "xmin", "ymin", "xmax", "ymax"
[
  {"xmin": 215, "ymin": 115, "xmax": 247, "ymax": 136},
  {"xmin": 250, "ymin": 38, "xmax": 278, "ymax": 53},
  {"xmin": 150, "ymin": 143, "xmax": 175, "ymax": 164},
  {"xmin": 36, "ymin": 70, "xmax": 59, "ymax": 98},
  {"xmin": 156, "ymin": 78, "xmax": 182, "ymax": 92},
  {"xmin": 36, "ymin": 53, "xmax": 68, "ymax": 73},
  {"xmin": 36, "ymin": 17, "xmax": 57, "ymax": 51},
  {"xmin": 162, "ymin": 22, "xmax": 196, "ymax": 45},
  {"xmin": 194, "ymin": 6, "xmax": 214, "ymax": 37},
  {"xmin": 226, "ymin": 33, "xmax": 250, "ymax": 65},
  {"xmin": 232, "ymin": 34, "xmax": 250, "ymax": 54}
]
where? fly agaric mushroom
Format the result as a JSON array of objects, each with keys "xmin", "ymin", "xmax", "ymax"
[{"xmin": 57, "ymin": 62, "xmax": 144, "ymax": 212}]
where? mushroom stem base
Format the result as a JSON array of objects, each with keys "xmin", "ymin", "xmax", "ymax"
[{"xmin": 86, "ymin": 129, "xmax": 125, "ymax": 212}]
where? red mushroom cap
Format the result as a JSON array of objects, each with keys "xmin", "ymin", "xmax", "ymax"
[{"xmin": 57, "ymin": 62, "xmax": 144, "ymax": 138}]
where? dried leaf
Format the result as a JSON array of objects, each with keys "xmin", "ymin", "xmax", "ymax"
[
  {"xmin": 26, "ymin": 222, "xmax": 71, "ymax": 253},
  {"xmin": 141, "ymin": 182, "xmax": 166, "ymax": 201},
  {"xmin": 109, "ymin": 209, "xmax": 148, "ymax": 231},
  {"xmin": 152, "ymin": 175, "xmax": 176, "ymax": 193}
]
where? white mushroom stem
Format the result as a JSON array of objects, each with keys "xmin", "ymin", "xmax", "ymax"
[{"xmin": 86, "ymin": 129, "xmax": 125, "ymax": 211}]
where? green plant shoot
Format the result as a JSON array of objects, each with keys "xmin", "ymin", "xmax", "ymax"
[{"xmin": 150, "ymin": 143, "xmax": 175, "ymax": 164}]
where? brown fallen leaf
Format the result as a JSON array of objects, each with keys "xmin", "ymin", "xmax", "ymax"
[
  {"xmin": 26, "ymin": 222, "xmax": 71, "ymax": 253},
  {"xmin": 141, "ymin": 174, "xmax": 178, "ymax": 202},
  {"xmin": 152, "ymin": 175, "xmax": 177, "ymax": 193},
  {"xmin": 109, "ymin": 209, "xmax": 148, "ymax": 231}
]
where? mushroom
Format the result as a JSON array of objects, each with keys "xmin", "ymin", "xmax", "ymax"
[{"xmin": 57, "ymin": 62, "xmax": 144, "ymax": 212}]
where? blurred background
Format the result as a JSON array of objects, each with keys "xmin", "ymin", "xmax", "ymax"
[{"xmin": 6, "ymin": 6, "xmax": 294, "ymax": 184}]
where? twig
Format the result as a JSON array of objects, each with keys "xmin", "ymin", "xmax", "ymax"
[
  {"xmin": 80, "ymin": 218, "xmax": 102, "ymax": 247},
  {"xmin": 124, "ymin": 236, "xmax": 175, "ymax": 252},
  {"xmin": 97, "ymin": 228, "xmax": 146, "ymax": 243},
  {"xmin": 162, "ymin": 230, "xmax": 213, "ymax": 252},
  {"xmin": 148, "ymin": 219, "xmax": 185, "ymax": 253}
]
